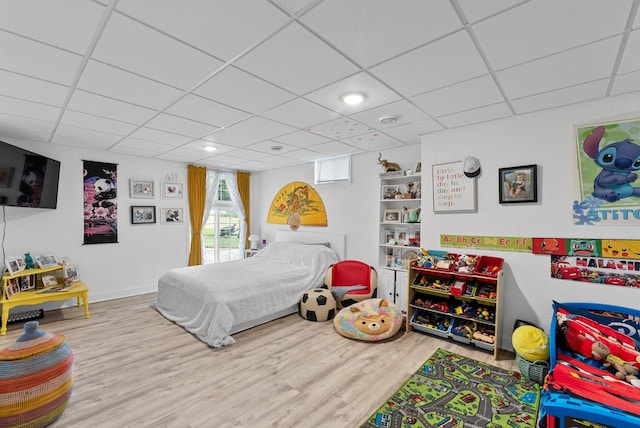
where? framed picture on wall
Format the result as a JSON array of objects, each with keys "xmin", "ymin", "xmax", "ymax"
[
  {"xmin": 161, "ymin": 182, "xmax": 183, "ymax": 199},
  {"xmin": 499, "ymin": 164, "xmax": 538, "ymax": 204},
  {"xmin": 131, "ymin": 206, "xmax": 156, "ymax": 224},
  {"xmin": 129, "ymin": 179, "xmax": 155, "ymax": 198},
  {"xmin": 161, "ymin": 208, "xmax": 184, "ymax": 224}
]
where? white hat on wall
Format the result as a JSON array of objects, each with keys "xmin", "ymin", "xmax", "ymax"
[{"xmin": 463, "ymin": 156, "xmax": 481, "ymax": 178}]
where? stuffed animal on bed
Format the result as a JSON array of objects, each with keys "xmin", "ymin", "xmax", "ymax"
[{"xmin": 591, "ymin": 341, "xmax": 640, "ymax": 387}]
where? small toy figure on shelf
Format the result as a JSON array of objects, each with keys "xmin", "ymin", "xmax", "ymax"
[
  {"xmin": 473, "ymin": 327, "xmax": 496, "ymax": 344},
  {"xmin": 455, "ymin": 301, "xmax": 474, "ymax": 317},
  {"xmin": 24, "ymin": 253, "xmax": 35, "ymax": 270},
  {"xmin": 456, "ymin": 254, "xmax": 477, "ymax": 273},
  {"xmin": 475, "ymin": 306, "xmax": 495, "ymax": 321},
  {"xmin": 452, "ymin": 320, "xmax": 477, "ymax": 338}
]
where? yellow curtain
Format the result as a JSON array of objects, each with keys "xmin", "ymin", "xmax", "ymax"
[
  {"xmin": 237, "ymin": 171, "xmax": 251, "ymax": 248},
  {"xmin": 187, "ymin": 165, "xmax": 207, "ymax": 266}
]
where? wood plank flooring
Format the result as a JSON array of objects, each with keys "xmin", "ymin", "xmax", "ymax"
[{"xmin": 0, "ymin": 294, "xmax": 517, "ymax": 428}]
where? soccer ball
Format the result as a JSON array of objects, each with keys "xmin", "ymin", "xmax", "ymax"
[{"xmin": 299, "ymin": 289, "xmax": 336, "ymax": 322}]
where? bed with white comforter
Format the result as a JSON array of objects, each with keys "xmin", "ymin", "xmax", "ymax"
[{"xmin": 155, "ymin": 241, "xmax": 339, "ymax": 347}]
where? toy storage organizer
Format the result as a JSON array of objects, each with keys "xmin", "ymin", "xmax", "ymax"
[
  {"xmin": 406, "ymin": 253, "xmax": 504, "ymax": 360},
  {"xmin": 540, "ymin": 302, "xmax": 640, "ymax": 428}
]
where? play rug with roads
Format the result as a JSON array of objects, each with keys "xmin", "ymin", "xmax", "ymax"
[{"xmin": 360, "ymin": 348, "xmax": 540, "ymax": 428}]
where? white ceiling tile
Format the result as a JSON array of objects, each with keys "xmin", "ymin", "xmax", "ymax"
[
  {"xmin": 611, "ymin": 70, "xmax": 640, "ymax": 95},
  {"xmin": 0, "ymin": 0, "xmax": 105, "ymax": 54},
  {"xmin": 235, "ymin": 159, "xmax": 279, "ymax": 171},
  {"xmin": 512, "ymin": 80, "xmax": 609, "ymax": 114},
  {"xmin": 370, "ymin": 31, "xmax": 489, "ymax": 97},
  {"xmin": 245, "ymin": 140, "xmax": 298, "ymax": 155},
  {"xmin": 260, "ymin": 98, "xmax": 341, "ymax": 128},
  {"xmin": 116, "ymin": 0, "xmax": 289, "ymax": 61},
  {"xmin": 437, "ymin": 103, "xmax": 513, "ymax": 128},
  {"xmin": 410, "ymin": 75, "xmax": 505, "ymax": 117},
  {"xmin": 155, "ymin": 149, "xmax": 205, "ymax": 162},
  {"xmin": 0, "ymin": 32, "xmax": 82, "ymax": 85},
  {"xmin": 67, "ymin": 90, "xmax": 157, "ymax": 124},
  {"xmin": 77, "ymin": 60, "xmax": 183, "ymax": 110},
  {"xmin": 127, "ymin": 127, "xmax": 193, "ymax": 146},
  {"xmin": 52, "ymin": 137, "xmax": 115, "ymax": 151},
  {"xmin": 474, "ymin": 0, "xmax": 633, "ymax": 69},
  {"xmin": 458, "ymin": 0, "xmax": 523, "ymax": 23},
  {"xmin": 307, "ymin": 140, "xmax": 364, "ymax": 156},
  {"xmin": 305, "ymin": 118, "xmax": 374, "ymax": 139},
  {"xmin": 59, "ymin": 110, "xmax": 138, "ymax": 136},
  {"xmin": 619, "ymin": 29, "xmax": 640, "ymax": 74},
  {"xmin": 166, "ymin": 94, "xmax": 250, "ymax": 128},
  {"xmin": 349, "ymin": 100, "xmax": 431, "ymax": 130},
  {"xmin": 277, "ymin": 0, "xmax": 319, "ymax": 16},
  {"xmin": 181, "ymin": 140, "xmax": 237, "ymax": 155},
  {"xmin": 0, "ymin": 70, "xmax": 68, "ymax": 107},
  {"xmin": 145, "ymin": 113, "xmax": 218, "ymax": 138},
  {"xmin": 218, "ymin": 148, "xmax": 269, "ymax": 161},
  {"xmin": 53, "ymin": 124, "xmax": 123, "ymax": 145},
  {"xmin": 220, "ymin": 117, "xmax": 297, "ymax": 145},
  {"xmin": 108, "ymin": 144, "xmax": 165, "ymax": 158},
  {"xmin": 195, "ymin": 66, "xmax": 295, "ymax": 114},
  {"xmin": 302, "ymin": 0, "xmax": 460, "ymax": 67},
  {"xmin": 498, "ymin": 37, "xmax": 621, "ymax": 99},
  {"xmin": 202, "ymin": 153, "xmax": 251, "ymax": 166},
  {"xmin": 202, "ymin": 128, "xmax": 252, "ymax": 148},
  {"xmin": 382, "ymin": 119, "xmax": 445, "ymax": 143},
  {"xmin": 0, "ymin": 114, "xmax": 53, "ymax": 142},
  {"xmin": 339, "ymin": 131, "xmax": 403, "ymax": 151},
  {"xmin": 235, "ymin": 22, "xmax": 359, "ymax": 95},
  {"xmin": 0, "ymin": 95, "xmax": 60, "ymax": 122},
  {"xmin": 93, "ymin": 13, "xmax": 224, "ymax": 90},
  {"xmin": 305, "ymin": 72, "xmax": 402, "ymax": 115},
  {"xmin": 114, "ymin": 137, "xmax": 174, "ymax": 154},
  {"xmin": 271, "ymin": 130, "xmax": 331, "ymax": 147},
  {"xmin": 281, "ymin": 149, "xmax": 328, "ymax": 161}
]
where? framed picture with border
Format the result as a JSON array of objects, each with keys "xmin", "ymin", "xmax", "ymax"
[
  {"xmin": 498, "ymin": 164, "xmax": 538, "ymax": 204},
  {"xmin": 383, "ymin": 209, "xmax": 401, "ymax": 223},
  {"xmin": 129, "ymin": 179, "xmax": 155, "ymax": 199},
  {"xmin": 161, "ymin": 208, "xmax": 184, "ymax": 224},
  {"xmin": 161, "ymin": 182, "xmax": 183, "ymax": 199},
  {"xmin": 131, "ymin": 206, "xmax": 156, "ymax": 224},
  {"xmin": 36, "ymin": 255, "xmax": 58, "ymax": 269},
  {"xmin": 63, "ymin": 265, "xmax": 80, "ymax": 283}
]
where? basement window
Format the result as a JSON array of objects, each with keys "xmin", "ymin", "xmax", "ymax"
[{"xmin": 315, "ymin": 155, "xmax": 351, "ymax": 184}]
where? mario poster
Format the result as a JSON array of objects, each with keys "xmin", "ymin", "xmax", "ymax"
[
  {"xmin": 83, "ymin": 160, "xmax": 118, "ymax": 244},
  {"xmin": 574, "ymin": 116, "xmax": 640, "ymax": 226}
]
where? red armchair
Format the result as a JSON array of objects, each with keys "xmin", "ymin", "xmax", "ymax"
[{"xmin": 324, "ymin": 260, "xmax": 377, "ymax": 308}]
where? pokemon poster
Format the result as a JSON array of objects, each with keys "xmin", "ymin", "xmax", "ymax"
[
  {"xmin": 83, "ymin": 160, "xmax": 118, "ymax": 244},
  {"xmin": 574, "ymin": 117, "xmax": 640, "ymax": 226}
]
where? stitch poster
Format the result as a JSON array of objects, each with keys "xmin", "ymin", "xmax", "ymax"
[{"xmin": 574, "ymin": 117, "xmax": 640, "ymax": 226}]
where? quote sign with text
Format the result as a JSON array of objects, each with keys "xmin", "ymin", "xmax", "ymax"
[{"xmin": 432, "ymin": 161, "xmax": 476, "ymax": 212}]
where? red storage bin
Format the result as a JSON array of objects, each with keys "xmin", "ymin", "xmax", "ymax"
[{"xmin": 473, "ymin": 256, "xmax": 503, "ymax": 277}]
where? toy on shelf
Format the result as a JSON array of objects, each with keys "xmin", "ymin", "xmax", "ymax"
[
  {"xmin": 473, "ymin": 326, "xmax": 496, "ymax": 344},
  {"xmin": 414, "ymin": 249, "xmax": 457, "ymax": 271},
  {"xmin": 414, "ymin": 312, "xmax": 450, "ymax": 331},
  {"xmin": 473, "ymin": 256, "xmax": 504, "ymax": 277},
  {"xmin": 451, "ymin": 319, "xmax": 477, "ymax": 338},
  {"xmin": 475, "ymin": 305, "xmax": 495, "ymax": 322},
  {"xmin": 454, "ymin": 301, "xmax": 475, "ymax": 317},
  {"xmin": 475, "ymin": 283, "xmax": 497, "ymax": 300},
  {"xmin": 455, "ymin": 254, "xmax": 478, "ymax": 273},
  {"xmin": 450, "ymin": 280, "xmax": 466, "ymax": 296}
]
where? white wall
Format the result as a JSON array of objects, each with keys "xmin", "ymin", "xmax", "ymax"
[
  {"xmin": 1, "ymin": 138, "xmax": 190, "ymax": 309},
  {"xmin": 421, "ymin": 91, "xmax": 640, "ymax": 350},
  {"xmin": 252, "ymin": 147, "xmax": 420, "ymax": 264}
]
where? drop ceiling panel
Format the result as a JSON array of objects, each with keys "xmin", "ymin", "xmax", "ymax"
[
  {"xmin": 180, "ymin": 140, "xmax": 236, "ymax": 155},
  {"xmin": 235, "ymin": 22, "xmax": 360, "ymax": 95},
  {"xmin": 410, "ymin": 75, "xmax": 505, "ymax": 117},
  {"xmin": 145, "ymin": 113, "xmax": 218, "ymax": 138},
  {"xmin": 457, "ymin": 0, "xmax": 523, "ymax": 23},
  {"xmin": 0, "ymin": 114, "xmax": 53, "ymax": 142},
  {"xmin": 53, "ymin": 124, "xmax": 123, "ymax": 146},
  {"xmin": 382, "ymin": 120, "xmax": 444, "ymax": 144},
  {"xmin": 270, "ymin": 130, "xmax": 331, "ymax": 148},
  {"xmin": 0, "ymin": 95, "xmax": 60, "ymax": 123},
  {"xmin": 370, "ymin": 31, "xmax": 489, "ymax": 97},
  {"xmin": 339, "ymin": 131, "xmax": 403, "ymax": 151},
  {"xmin": 512, "ymin": 80, "xmax": 609, "ymax": 114},
  {"xmin": 67, "ymin": 90, "xmax": 157, "ymax": 125},
  {"xmin": 619, "ymin": 29, "xmax": 640, "ymax": 74},
  {"xmin": 348, "ymin": 100, "xmax": 432, "ymax": 131},
  {"xmin": 220, "ymin": 116, "xmax": 297, "ymax": 144},
  {"xmin": 611, "ymin": 70, "xmax": 640, "ymax": 95},
  {"xmin": 194, "ymin": 66, "xmax": 295, "ymax": 114},
  {"xmin": 115, "ymin": 0, "xmax": 290, "ymax": 61},
  {"xmin": 305, "ymin": 72, "xmax": 402, "ymax": 115},
  {"xmin": 302, "ymin": 0, "xmax": 461, "ymax": 67},
  {"xmin": 259, "ymin": 98, "xmax": 341, "ymax": 129},
  {"xmin": 307, "ymin": 140, "xmax": 364, "ymax": 156},
  {"xmin": 92, "ymin": 13, "xmax": 224, "ymax": 90},
  {"xmin": 166, "ymin": 94, "xmax": 250, "ymax": 128},
  {"xmin": 59, "ymin": 110, "xmax": 138, "ymax": 136},
  {"xmin": 126, "ymin": 127, "xmax": 193, "ymax": 147},
  {"xmin": 281, "ymin": 148, "xmax": 329, "ymax": 161},
  {"xmin": 115, "ymin": 137, "xmax": 174, "ymax": 154},
  {"xmin": 77, "ymin": 60, "xmax": 183, "ymax": 110},
  {"xmin": 436, "ymin": 103, "xmax": 512, "ymax": 128},
  {"xmin": 0, "ymin": 0, "xmax": 105, "ymax": 54},
  {"xmin": 0, "ymin": 32, "xmax": 82, "ymax": 85},
  {"xmin": 305, "ymin": 118, "xmax": 374, "ymax": 140},
  {"xmin": 498, "ymin": 37, "xmax": 622, "ymax": 99},
  {"xmin": 473, "ymin": 0, "xmax": 633, "ymax": 70},
  {"xmin": 0, "ymin": 71, "xmax": 68, "ymax": 107}
]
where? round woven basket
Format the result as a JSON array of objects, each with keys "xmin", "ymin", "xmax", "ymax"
[
  {"xmin": 516, "ymin": 353, "xmax": 549, "ymax": 385},
  {"xmin": 0, "ymin": 321, "xmax": 73, "ymax": 427}
]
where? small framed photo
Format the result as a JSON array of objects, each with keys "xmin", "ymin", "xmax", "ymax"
[
  {"xmin": 20, "ymin": 274, "xmax": 36, "ymax": 291},
  {"xmin": 383, "ymin": 209, "xmax": 401, "ymax": 223},
  {"xmin": 384, "ymin": 229, "xmax": 395, "ymax": 245},
  {"xmin": 381, "ymin": 185, "xmax": 399, "ymax": 200},
  {"xmin": 499, "ymin": 164, "xmax": 538, "ymax": 204},
  {"xmin": 41, "ymin": 273, "xmax": 58, "ymax": 287},
  {"xmin": 63, "ymin": 265, "xmax": 80, "ymax": 283},
  {"xmin": 5, "ymin": 278, "xmax": 20, "ymax": 299},
  {"xmin": 36, "ymin": 255, "xmax": 58, "ymax": 269},
  {"xmin": 0, "ymin": 167, "xmax": 14, "ymax": 187},
  {"xmin": 161, "ymin": 182, "xmax": 183, "ymax": 199},
  {"xmin": 161, "ymin": 208, "xmax": 184, "ymax": 224},
  {"xmin": 395, "ymin": 227, "xmax": 409, "ymax": 246},
  {"xmin": 414, "ymin": 161, "xmax": 422, "ymax": 174},
  {"xmin": 131, "ymin": 206, "xmax": 156, "ymax": 224},
  {"xmin": 130, "ymin": 179, "xmax": 155, "ymax": 199},
  {"xmin": 5, "ymin": 257, "xmax": 23, "ymax": 276}
]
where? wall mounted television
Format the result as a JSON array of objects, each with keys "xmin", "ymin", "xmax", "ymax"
[{"xmin": 0, "ymin": 140, "xmax": 61, "ymax": 209}]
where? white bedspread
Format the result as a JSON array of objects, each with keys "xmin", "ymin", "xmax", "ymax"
[{"xmin": 155, "ymin": 241, "xmax": 339, "ymax": 347}]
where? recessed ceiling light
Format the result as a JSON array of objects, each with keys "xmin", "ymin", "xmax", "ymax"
[
  {"xmin": 203, "ymin": 144, "xmax": 217, "ymax": 152},
  {"xmin": 342, "ymin": 93, "xmax": 364, "ymax": 105},
  {"xmin": 379, "ymin": 115, "xmax": 398, "ymax": 125}
]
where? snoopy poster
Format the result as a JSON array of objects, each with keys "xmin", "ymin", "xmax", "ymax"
[
  {"xmin": 574, "ymin": 117, "xmax": 640, "ymax": 226},
  {"xmin": 83, "ymin": 160, "xmax": 118, "ymax": 244}
]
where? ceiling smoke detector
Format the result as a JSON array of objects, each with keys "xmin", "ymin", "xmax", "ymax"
[
  {"xmin": 379, "ymin": 115, "xmax": 398, "ymax": 125},
  {"xmin": 271, "ymin": 145, "xmax": 283, "ymax": 152}
]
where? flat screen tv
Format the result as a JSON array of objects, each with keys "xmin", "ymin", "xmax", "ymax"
[{"xmin": 0, "ymin": 140, "xmax": 61, "ymax": 209}]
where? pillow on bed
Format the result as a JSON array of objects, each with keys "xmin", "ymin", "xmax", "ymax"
[
  {"xmin": 334, "ymin": 298, "xmax": 403, "ymax": 342},
  {"xmin": 255, "ymin": 241, "xmax": 338, "ymax": 266}
]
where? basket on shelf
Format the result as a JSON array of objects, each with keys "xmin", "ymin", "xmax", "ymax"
[{"xmin": 516, "ymin": 353, "xmax": 549, "ymax": 385}]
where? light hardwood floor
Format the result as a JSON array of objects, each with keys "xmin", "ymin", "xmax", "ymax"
[{"xmin": 0, "ymin": 294, "xmax": 517, "ymax": 428}]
